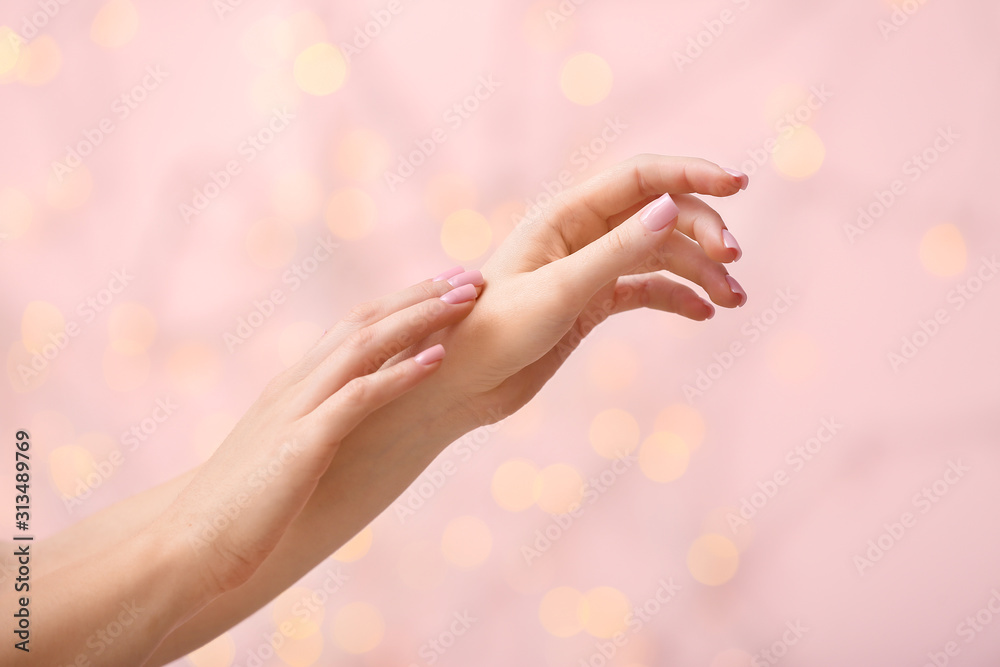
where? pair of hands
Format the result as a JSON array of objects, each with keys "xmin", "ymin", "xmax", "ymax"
[{"xmin": 157, "ymin": 154, "xmax": 750, "ymax": 598}]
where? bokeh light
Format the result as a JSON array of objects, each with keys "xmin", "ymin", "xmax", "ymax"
[
  {"xmin": 581, "ymin": 586, "xmax": 630, "ymax": 638},
  {"xmin": 588, "ymin": 408, "xmax": 640, "ymax": 459},
  {"xmin": 331, "ymin": 602, "xmax": 383, "ymax": 654},
  {"xmin": 332, "ymin": 526, "xmax": 373, "ymax": 563},
  {"xmin": 91, "ymin": 0, "xmax": 139, "ymax": 49},
  {"xmin": 919, "ymin": 223, "xmax": 967, "ymax": 277},
  {"xmin": 22, "ymin": 301, "xmax": 65, "ymax": 354},
  {"xmin": 538, "ymin": 586, "xmax": 585, "ymax": 637},
  {"xmin": 536, "ymin": 463, "xmax": 585, "ymax": 514},
  {"xmin": 293, "ymin": 43, "xmax": 347, "ymax": 96},
  {"xmin": 772, "ymin": 125, "xmax": 825, "ymax": 180},
  {"xmin": 0, "ymin": 187, "xmax": 34, "ymax": 239},
  {"xmin": 46, "ymin": 165, "xmax": 93, "ymax": 210},
  {"xmin": 638, "ymin": 432, "xmax": 690, "ymax": 483},
  {"xmin": 440, "ymin": 209, "xmax": 492, "ymax": 261},
  {"xmin": 272, "ymin": 586, "xmax": 324, "ymax": 640},
  {"xmin": 560, "ymin": 53, "xmax": 613, "ymax": 106},
  {"xmin": 15, "ymin": 34, "xmax": 61, "ymax": 86},
  {"xmin": 654, "ymin": 404, "xmax": 706, "ymax": 451},
  {"xmin": 687, "ymin": 534, "xmax": 740, "ymax": 586},
  {"xmin": 492, "ymin": 459, "xmax": 541, "ymax": 511}
]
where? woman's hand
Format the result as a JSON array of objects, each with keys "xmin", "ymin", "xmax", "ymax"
[
  {"xmin": 416, "ymin": 154, "xmax": 750, "ymax": 426},
  {"xmin": 150, "ymin": 277, "xmax": 482, "ymax": 596}
]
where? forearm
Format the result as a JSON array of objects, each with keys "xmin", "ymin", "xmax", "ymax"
[
  {"xmin": 1, "ymin": 528, "xmax": 215, "ymax": 666},
  {"xmin": 147, "ymin": 382, "xmax": 475, "ymax": 664},
  {"xmin": 29, "ymin": 466, "xmax": 202, "ymax": 580}
]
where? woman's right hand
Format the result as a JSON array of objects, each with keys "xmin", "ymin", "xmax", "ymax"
[{"xmin": 402, "ymin": 154, "xmax": 750, "ymax": 429}]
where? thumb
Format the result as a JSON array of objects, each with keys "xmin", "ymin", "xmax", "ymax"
[{"xmin": 556, "ymin": 192, "xmax": 679, "ymax": 298}]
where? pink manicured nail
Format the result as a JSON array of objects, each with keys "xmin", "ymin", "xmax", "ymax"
[
  {"xmin": 414, "ymin": 344, "xmax": 445, "ymax": 365},
  {"xmin": 725, "ymin": 275, "xmax": 747, "ymax": 307},
  {"xmin": 724, "ymin": 168, "xmax": 749, "ymax": 190},
  {"xmin": 722, "ymin": 229, "xmax": 743, "ymax": 261},
  {"xmin": 433, "ymin": 266, "xmax": 464, "ymax": 281},
  {"xmin": 440, "ymin": 283, "xmax": 477, "ymax": 304},
  {"xmin": 702, "ymin": 299, "xmax": 716, "ymax": 319},
  {"xmin": 638, "ymin": 193, "xmax": 679, "ymax": 232},
  {"xmin": 447, "ymin": 270, "xmax": 484, "ymax": 288}
]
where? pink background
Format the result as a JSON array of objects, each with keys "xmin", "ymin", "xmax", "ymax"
[{"xmin": 2, "ymin": 0, "xmax": 999, "ymax": 665}]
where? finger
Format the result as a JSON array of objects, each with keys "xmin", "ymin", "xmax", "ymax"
[
  {"xmin": 296, "ymin": 285, "xmax": 478, "ymax": 411},
  {"xmin": 291, "ymin": 268, "xmax": 482, "ymax": 377},
  {"xmin": 549, "ymin": 192, "xmax": 681, "ymax": 303},
  {"xmin": 303, "ymin": 344, "xmax": 447, "ymax": 453},
  {"xmin": 669, "ymin": 194, "xmax": 743, "ymax": 263},
  {"xmin": 609, "ymin": 273, "xmax": 716, "ymax": 321},
  {"xmin": 634, "ymin": 232, "xmax": 747, "ymax": 308},
  {"xmin": 566, "ymin": 154, "xmax": 748, "ymax": 223}
]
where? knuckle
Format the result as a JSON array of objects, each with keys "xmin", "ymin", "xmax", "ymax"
[
  {"xmin": 339, "ymin": 377, "xmax": 371, "ymax": 408},
  {"xmin": 343, "ymin": 301, "xmax": 380, "ymax": 326},
  {"xmin": 345, "ymin": 325, "xmax": 376, "ymax": 354}
]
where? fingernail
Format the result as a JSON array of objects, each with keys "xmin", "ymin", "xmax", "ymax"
[
  {"xmin": 433, "ymin": 266, "xmax": 464, "ymax": 281},
  {"xmin": 440, "ymin": 283, "xmax": 477, "ymax": 304},
  {"xmin": 447, "ymin": 269, "xmax": 484, "ymax": 288},
  {"xmin": 722, "ymin": 229, "xmax": 743, "ymax": 261},
  {"xmin": 639, "ymin": 193, "xmax": 679, "ymax": 232},
  {"xmin": 725, "ymin": 275, "xmax": 747, "ymax": 307},
  {"xmin": 702, "ymin": 299, "xmax": 716, "ymax": 319},
  {"xmin": 415, "ymin": 344, "xmax": 445, "ymax": 365},
  {"xmin": 724, "ymin": 168, "xmax": 749, "ymax": 190}
]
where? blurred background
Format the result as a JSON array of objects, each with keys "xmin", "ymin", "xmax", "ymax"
[{"xmin": 2, "ymin": 0, "xmax": 999, "ymax": 665}]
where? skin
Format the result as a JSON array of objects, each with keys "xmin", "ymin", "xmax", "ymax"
[{"xmin": 0, "ymin": 154, "xmax": 748, "ymax": 666}]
